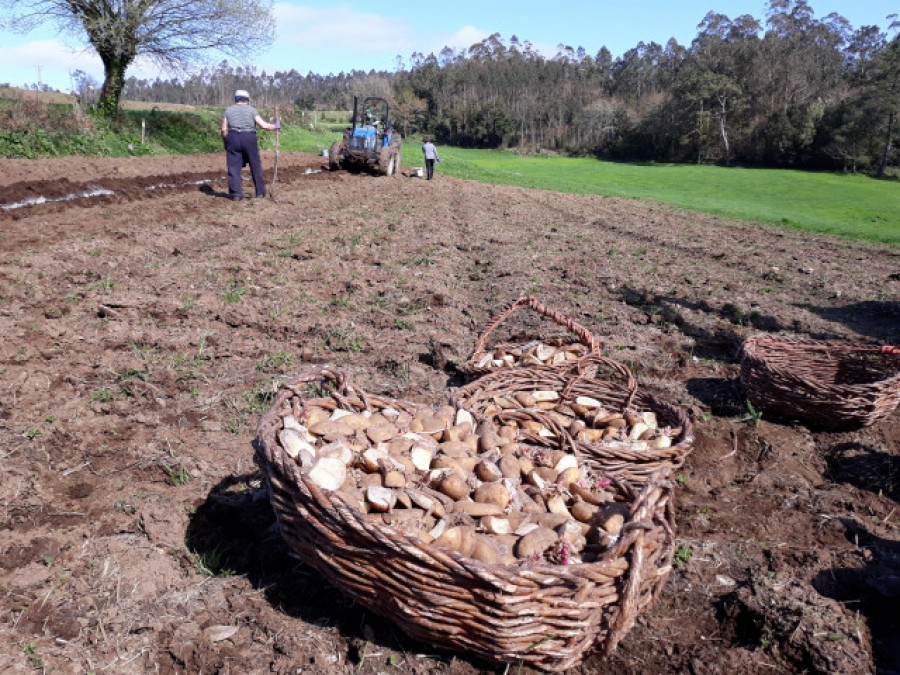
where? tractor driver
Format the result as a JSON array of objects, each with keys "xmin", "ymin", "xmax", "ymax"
[{"xmin": 364, "ymin": 108, "xmax": 380, "ymax": 127}]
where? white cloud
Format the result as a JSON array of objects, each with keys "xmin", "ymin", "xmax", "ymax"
[
  {"xmin": 433, "ymin": 25, "xmax": 490, "ymax": 54},
  {"xmin": 273, "ymin": 3, "xmax": 415, "ymax": 55},
  {"xmin": 0, "ymin": 40, "xmax": 99, "ymax": 87},
  {"xmin": 0, "ymin": 39, "xmax": 165, "ymax": 90}
]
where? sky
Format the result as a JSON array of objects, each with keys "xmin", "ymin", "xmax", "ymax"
[{"xmin": 0, "ymin": 1, "xmax": 896, "ymax": 94}]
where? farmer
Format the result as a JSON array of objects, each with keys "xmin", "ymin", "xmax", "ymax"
[
  {"xmin": 422, "ymin": 137, "xmax": 441, "ymax": 180},
  {"xmin": 221, "ymin": 89, "xmax": 280, "ymax": 200}
]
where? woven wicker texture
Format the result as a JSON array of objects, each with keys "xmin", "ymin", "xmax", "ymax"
[
  {"xmin": 254, "ymin": 367, "xmax": 676, "ymax": 671},
  {"xmin": 740, "ymin": 334, "xmax": 900, "ymax": 429},
  {"xmin": 452, "ymin": 356, "xmax": 693, "ymax": 484},
  {"xmin": 459, "ymin": 296, "xmax": 601, "ymax": 377}
]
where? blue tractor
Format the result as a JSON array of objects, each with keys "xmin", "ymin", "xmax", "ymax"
[{"xmin": 329, "ymin": 97, "xmax": 402, "ymax": 176}]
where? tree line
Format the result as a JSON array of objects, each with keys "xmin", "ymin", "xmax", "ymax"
[{"xmin": 119, "ymin": 0, "xmax": 898, "ymax": 174}]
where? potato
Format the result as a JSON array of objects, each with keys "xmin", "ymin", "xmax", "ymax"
[
  {"xmin": 575, "ymin": 396, "xmax": 603, "ymax": 409},
  {"xmin": 571, "ymin": 500, "xmax": 600, "ymax": 523},
  {"xmin": 318, "ymin": 440, "xmax": 353, "ymax": 465},
  {"xmin": 359, "ymin": 447, "xmax": 389, "ymax": 472},
  {"xmin": 621, "ymin": 410, "xmax": 639, "ymax": 427},
  {"xmin": 577, "ymin": 428, "xmax": 604, "ymax": 443},
  {"xmin": 382, "ymin": 469, "xmax": 406, "ymax": 489},
  {"xmin": 307, "ymin": 456, "xmax": 347, "ymax": 491},
  {"xmin": 478, "ymin": 430, "xmax": 504, "ymax": 453},
  {"xmin": 279, "ymin": 428, "xmax": 316, "ymax": 461},
  {"xmin": 532, "ymin": 390, "xmax": 559, "ymax": 402},
  {"xmin": 595, "ymin": 414, "xmax": 626, "ymax": 430},
  {"xmin": 498, "ymin": 425, "xmax": 518, "ymax": 443},
  {"xmin": 410, "ymin": 444, "xmax": 434, "ymax": 471},
  {"xmin": 499, "ymin": 442, "xmax": 519, "ymax": 456},
  {"xmin": 534, "ymin": 466, "xmax": 558, "ymax": 483},
  {"xmin": 628, "ymin": 422, "xmax": 649, "ymax": 440},
  {"xmin": 394, "ymin": 490, "xmax": 412, "ymax": 509},
  {"xmin": 475, "ymin": 459, "xmax": 503, "ymax": 482},
  {"xmin": 515, "ymin": 526, "xmax": 558, "ymax": 559},
  {"xmin": 498, "ymin": 454, "xmax": 521, "ymax": 479},
  {"xmin": 430, "ymin": 454, "xmax": 464, "ymax": 475},
  {"xmin": 303, "ymin": 406, "xmax": 330, "ymax": 428},
  {"xmin": 557, "ymin": 466, "xmax": 581, "ymax": 488},
  {"xmin": 405, "ymin": 489, "xmax": 445, "ymax": 518},
  {"xmin": 545, "ymin": 494, "xmax": 570, "ymax": 517},
  {"xmin": 599, "ymin": 503, "xmax": 630, "ymax": 535},
  {"xmin": 439, "ymin": 473, "xmax": 470, "ymax": 500},
  {"xmin": 365, "ymin": 486, "xmax": 395, "ymax": 512},
  {"xmin": 455, "ymin": 407, "xmax": 475, "ymax": 433},
  {"xmin": 434, "ymin": 526, "xmax": 478, "ymax": 557},
  {"xmin": 535, "ymin": 512, "xmax": 569, "ymax": 529},
  {"xmin": 454, "ymin": 501, "xmax": 504, "ymax": 517},
  {"xmin": 438, "ymin": 441, "xmax": 472, "ymax": 459},
  {"xmin": 308, "ymin": 419, "xmax": 347, "ymax": 440},
  {"xmin": 514, "ymin": 391, "xmax": 536, "ymax": 407},
  {"xmin": 481, "ymin": 515, "xmax": 513, "ymax": 535},
  {"xmin": 365, "ymin": 423, "xmax": 397, "ymax": 443},
  {"xmin": 441, "ymin": 423, "xmax": 470, "ymax": 443},
  {"xmin": 473, "ymin": 482, "xmax": 510, "ymax": 509},
  {"xmin": 359, "ymin": 472, "xmax": 383, "ymax": 488},
  {"xmin": 471, "ymin": 535, "xmax": 501, "ymax": 564},
  {"xmin": 649, "ymin": 435, "xmax": 672, "ymax": 449},
  {"xmin": 340, "ymin": 413, "xmax": 372, "ymax": 431}
]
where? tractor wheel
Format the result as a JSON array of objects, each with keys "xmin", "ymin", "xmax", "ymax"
[
  {"xmin": 329, "ymin": 141, "xmax": 343, "ymax": 170},
  {"xmin": 379, "ymin": 145, "xmax": 396, "ymax": 176}
]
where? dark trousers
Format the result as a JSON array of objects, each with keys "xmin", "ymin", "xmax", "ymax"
[
  {"xmin": 226, "ymin": 131, "xmax": 265, "ymax": 197},
  {"xmin": 425, "ymin": 158, "xmax": 436, "ymax": 180}
]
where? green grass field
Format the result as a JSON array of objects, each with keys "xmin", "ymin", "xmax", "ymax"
[{"xmin": 400, "ymin": 143, "xmax": 900, "ymax": 246}]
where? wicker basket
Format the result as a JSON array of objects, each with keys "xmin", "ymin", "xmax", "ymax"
[
  {"xmin": 451, "ymin": 356, "xmax": 692, "ymax": 484},
  {"xmin": 254, "ymin": 367, "xmax": 676, "ymax": 671},
  {"xmin": 459, "ymin": 296, "xmax": 601, "ymax": 377},
  {"xmin": 740, "ymin": 334, "xmax": 900, "ymax": 429}
]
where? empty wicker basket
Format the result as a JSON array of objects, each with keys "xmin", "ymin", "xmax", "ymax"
[
  {"xmin": 740, "ymin": 334, "xmax": 900, "ymax": 429},
  {"xmin": 254, "ymin": 367, "xmax": 676, "ymax": 671}
]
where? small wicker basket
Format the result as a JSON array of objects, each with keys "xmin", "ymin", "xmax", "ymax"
[
  {"xmin": 452, "ymin": 356, "xmax": 693, "ymax": 484},
  {"xmin": 459, "ymin": 296, "xmax": 601, "ymax": 377},
  {"xmin": 740, "ymin": 334, "xmax": 900, "ymax": 429},
  {"xmin": 254, "ymin": 367, "xmax": 677, "ymax": 671}
]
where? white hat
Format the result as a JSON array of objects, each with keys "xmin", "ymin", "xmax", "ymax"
[{"xmin": 234, "ymin": 89, "xmax": 250, "ymax": 100}]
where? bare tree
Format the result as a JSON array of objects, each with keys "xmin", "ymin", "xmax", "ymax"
[{"xmin": 0, "ymin": 0, "xmax": 274, "ymax": 115}]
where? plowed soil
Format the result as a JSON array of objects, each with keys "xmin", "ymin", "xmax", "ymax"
[{"xmin": 1, "ymin": 151, "xmax": 898, "ymax": 674}]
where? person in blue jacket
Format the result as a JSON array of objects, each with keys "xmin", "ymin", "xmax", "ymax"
[
  {"xmin": 422, "ymin": 137, "xmax": 441, "ymax": 180},
  {"xmin": 220, "ymin": 89, "xmax": 280, "ymax": 200}
]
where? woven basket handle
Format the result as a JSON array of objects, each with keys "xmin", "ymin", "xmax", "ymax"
[
  {"xmin": 469, "ymin": 295, "xmax": 601, "ymax": 361},
  {"xmin": 560, "ymin": 353, "xmax": 638, "ymax": 408}
]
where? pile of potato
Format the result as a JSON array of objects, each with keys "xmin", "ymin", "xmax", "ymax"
[
  {"xmin": 276, "ymin": 399, "xmax": 629, "ymax": 566},
  {"xmin": 471, "ymin": 391, "xmax": 682, "ymax": 453},
  {"xmin": 470, "ymin": 340, "xmax": 587, "ymax": 370}
]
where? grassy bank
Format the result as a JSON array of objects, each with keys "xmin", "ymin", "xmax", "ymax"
[{"xmin": 418, "ymin": 145, "xmax": 900, "ymax": 245}]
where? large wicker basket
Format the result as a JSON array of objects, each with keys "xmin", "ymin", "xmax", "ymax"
[
  {"xmin": 740, "ymin": 334, "xmax": 900, "ymax": 429},
  {"xmin": 459, "ymin": 295, "xmax": 601, "ymax": 377},
  {"xmin": 451, "ymin": 356, "xmax": 693, "ymax": 484},
  {"xmin": 254, "ymin": 367, "xmax": 676, "ymax": 671}
]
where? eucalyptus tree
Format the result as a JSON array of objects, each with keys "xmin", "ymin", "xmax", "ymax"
[{"xmin": 0, "ymin": 0, "xmax": 275, "ymax": 115}]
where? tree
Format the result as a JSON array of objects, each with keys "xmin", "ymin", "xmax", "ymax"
[
  {"xmin": 0, "ymin": 0, "xmax": 274, "ymax": 115},
  {"xmin": 869, "ymin": 29, "xmax": 900, "ymax": 176}
]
